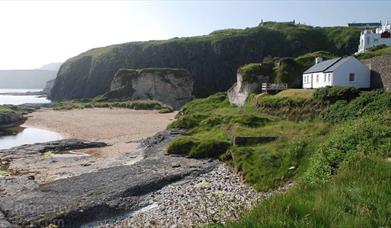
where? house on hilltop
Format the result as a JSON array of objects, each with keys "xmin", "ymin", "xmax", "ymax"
[
  {"xmin": 302, "ymin": 56, "xmax": 370, "ymax": 89},
  {"xmin": 357, "ymin": 22, "xmax": 391, "ymax": 53}
]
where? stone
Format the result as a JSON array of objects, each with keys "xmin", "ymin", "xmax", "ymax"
[
  {"xmin": 361, "ymin": 56, "xmax": 391, "ymax": 92},
  {"xmin": 227, "ymin": 73, "xmax": 269, "ymax": 106},
  {"xmin": 107, "ymin": 68, "xmax": 194, "ymax": 109}
]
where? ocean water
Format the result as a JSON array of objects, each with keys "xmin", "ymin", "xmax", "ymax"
[
  {"xmin": 0, "ymin": 127, "xmax": 62, "ymax": 150},
  {"xmin": 0, "ymin": 89, "xmax": 60, "ymax": 149},
  {"xmin": 0, "ymin": 88, "xmax": 50, "ymax": 105}
]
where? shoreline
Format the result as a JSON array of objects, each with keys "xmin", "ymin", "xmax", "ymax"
[{"xmin": 5, "ymin": 108, "xmax": 177, "ymax": 184}]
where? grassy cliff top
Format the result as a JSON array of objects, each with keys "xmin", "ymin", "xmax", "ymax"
[
  {"xmin": 356, "ymin": 45, "xmax": 391, "ymax": 59},
  {"xmin": 71, "ymin": 23, "xmax": 360, "ymax": 63}
]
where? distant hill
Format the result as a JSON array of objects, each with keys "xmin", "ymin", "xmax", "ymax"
[
  {"xmin": 50, "ymin": 22, "xmax": 361, "ymax": 101},
  {"xmin": 0, "ymin": 69, "xmax": 57, "ymax": 89},
  {"xmin": 40, "ymin": 62, "xmax": 62, "ymax": 71}
]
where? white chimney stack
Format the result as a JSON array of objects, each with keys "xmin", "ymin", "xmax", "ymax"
[{"xmin": 315, "ymin": 57, "xmax": 323, "ymax": 64}]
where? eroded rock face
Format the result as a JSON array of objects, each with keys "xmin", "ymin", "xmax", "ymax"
[
  {"xmin": 227, "ymin": 73, "xmax": 269, "ymax": 106},
  {"xmin": 0, "ymin": 111, "xmax": 26, "ymax": 130},
  {"xmin": 106, "ymin": 68, "xmax": 194, "ymax": 109}
]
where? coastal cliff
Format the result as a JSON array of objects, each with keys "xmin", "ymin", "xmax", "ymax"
[
  {"xmin": 49, "ymin": 23, "xmax": 360, "ymax": 101},
  {"xmin": 105, "ymin": 68, "xmax": 193, "ymax": 109}
]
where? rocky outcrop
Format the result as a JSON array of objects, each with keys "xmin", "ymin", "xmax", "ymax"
[
  {"xmin": 228, "ymin": 73, "xmax": 269, "ymax": 106},
  {"xmin": 0, "ymin": 110, "xmax": 26, "ymax": 130},
  {"xmin": 105, "ymin": 68, "xmax": 193, "ymax": 109},
  {"xmin": 49, "ymin": 24, "xmax": 360, "ymax": 101},
  {"xmin": 361, "ymin": 55, "xmax": 391, "ymax": 92},
  {"xmin": 43, "ymin": 79, "xmax": 55, "ymax": 96},
  {"xmin": 0, "ymin": 131, "xmax": 218, "ymax": 227}
]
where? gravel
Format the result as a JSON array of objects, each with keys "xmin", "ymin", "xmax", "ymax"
[{"xmin": 110, "ymin": 164, "xmax": 268, "ymax": 227}]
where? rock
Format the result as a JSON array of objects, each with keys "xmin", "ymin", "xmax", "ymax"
[
  {"xmin": 227, "ymin": 72, "xmax": 269, "ymax": 106},
  {"xmin": 43, "ymin": 79, "xmax": 55, "ymax": 96},
  {"xmin": 0, "ymin": 110, "xmax": 26, "ymax": 130},
  {"xmin": 0, "ymin": 131, "xmax": 218, "ymax": 227},
  {"xmin": 106, "ymin": 68, "xmax": 194, "ymax": 109},
  {"xmin": 361, "ymin": 55, "xmax": 391, "ymax": 92}
]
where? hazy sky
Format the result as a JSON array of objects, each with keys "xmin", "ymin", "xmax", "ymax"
[{"xmin": 0, "ymin": 0, "xmax": 390, "ymax": 70}]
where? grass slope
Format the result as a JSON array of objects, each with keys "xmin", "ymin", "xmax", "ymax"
[{"xmin": 168, "ymin": 88, "xmax": 391, "ymax": 227}]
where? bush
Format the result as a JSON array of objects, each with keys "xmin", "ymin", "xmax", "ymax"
[
  {"xmin": 314, "ymin": 86, "xmax": 360, "ymax": 103},
  {"xmin": 304, "ymin": 114, "xmax": 391, "ymax": 183},
  {"xmin": 321, "ymin": 91, "xmax": 391, "ymax": 122}
]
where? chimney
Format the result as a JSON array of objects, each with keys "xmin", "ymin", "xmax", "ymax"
[{"xmin": 315, "ymin": 57, "xmax": 323, "ymax": 64}]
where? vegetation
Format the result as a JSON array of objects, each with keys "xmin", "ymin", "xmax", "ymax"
[
  {"xmin": 314, "ymin": 86, "xmax": 360, "ymax": 103},
  {"xmin": 321, "ymin": 90, "xmax": 391, "ymax": 123},
  {"xmin": 274, "ymin": 57, "xmax": 304, "ymax": 87},
  {"xmin": 51, "ymin": 23, "xmax": 360, "ymax": 101},
  {"xmin": 168, "ymin": 87, "xmax": 391, "ymax": 227},
  {"xmin": 356, "ymin": 45, "xmax": 391, "ymax": 59},
  {"xmin": 294, "ymin": 50, "xmax": 336, "ymax": 69},
  {"xmin": 53, "ymin": 99, "xmax": 173, "ymax": 113}
]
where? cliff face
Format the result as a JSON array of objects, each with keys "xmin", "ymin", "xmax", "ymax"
[
  {"xmin": 106, "ymin": 68, "xmax": 193, "ymax": 109},
  {"xmin": 50, "ymin": 23, "xmax": 360, "ymax": 101},
  {"xmin": 228, "ymin": 73, "xmax": 269, "ymax": 106},
  {"xmin": 361, "ymin": 55, "xmax": 391, "ymax": 92}
]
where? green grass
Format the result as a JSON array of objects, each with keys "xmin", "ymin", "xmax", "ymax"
[
  {"xmin": 168, "ymin": 88, "xmax": 391, "ymax": 227},
  {"xmin": 356, "ymin": 45, "xmax": 391, "ymax": 59},
  {"xmin": 274, "ymin": 89, "xmax": 315, "ymax": 99},
  {"xmin": 53, "ymin": 99, "xmax": 173, "ymax": 112},
  {"xmin": 225, "ymin": 155, "xmax": 391, "ymax": 227}
]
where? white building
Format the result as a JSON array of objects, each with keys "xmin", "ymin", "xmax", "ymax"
[
  {"xmin": 357, "ymin": 22, "xmax": 391, "ymax": 53},
  {"xmin": 302, "ymin": 56, "xmax": 370, "ymax": 89}
]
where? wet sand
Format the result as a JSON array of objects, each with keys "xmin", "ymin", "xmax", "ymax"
[{"xmin": 12, "ymin": 108, "xmax": 177, "ymax": 183}]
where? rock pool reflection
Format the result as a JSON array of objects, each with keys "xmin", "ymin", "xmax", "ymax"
[{"xmin": 0, "ymin": 127, "xmax": 62, "ymax": 150}]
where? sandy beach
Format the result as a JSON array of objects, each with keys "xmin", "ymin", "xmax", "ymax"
[
  {"xmin": 25, "ymin": 108, "xmax": 177, "ymax": 156},
  {"xmin": 9, "ymin": 108, "xmax": 177, "ymax": 183}
]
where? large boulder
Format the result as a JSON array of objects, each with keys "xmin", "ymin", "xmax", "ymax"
[
  {"xmin": 105, "ymin": 68, "xmax": 193, "ymax": 109},
  {"xmin": 0, "ymin": 107, "xmax": 26, "ymax": 130}
]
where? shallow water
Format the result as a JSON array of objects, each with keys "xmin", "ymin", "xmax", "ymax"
[
  {"xmin": 0, "ymin": 88, "xmax": 50, "ymax": 105},
  {"xmin": 0, "ymin": 127, "xmax": 62, "ymax": 150}
]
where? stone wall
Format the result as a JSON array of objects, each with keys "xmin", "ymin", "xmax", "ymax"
[{"xmin": 361, "ymin": 55, "xmax": 391, "ymax": 92}]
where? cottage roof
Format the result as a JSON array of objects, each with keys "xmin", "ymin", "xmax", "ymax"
[{"xmin": 303, "ymin": 57, "xmax": 343, "ymax": 74}]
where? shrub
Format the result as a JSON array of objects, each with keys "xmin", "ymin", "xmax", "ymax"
[
  {"xmin": 274, "ymin": 58, "xmax": 304, "ymax": 88},
  {"xmin": 238, "ymin": 63, "xmax": 263, "ymax": 83},
  {"xmin": 321, "ymin": 91, "xmax": 391, "ymax": 122},
  {"xmin": 304, "ymin": 114, "xmax": 391, "ymax": 183},
  {"xmin": 314, "ymin": 86, "xmax": 360, "ymax": 103}
]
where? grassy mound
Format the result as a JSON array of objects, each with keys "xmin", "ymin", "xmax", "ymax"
[{"xmin": 53, "ymin": 99, "xmax": 173, "ymax": 113}]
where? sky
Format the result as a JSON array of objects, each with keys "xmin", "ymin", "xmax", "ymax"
[{"xmin": 0, "ymin": 0, "xmax": 390, "ymax": 70}]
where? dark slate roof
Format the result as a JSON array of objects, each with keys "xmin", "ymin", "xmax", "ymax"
[
  {"xmin": 303, "ymin": 57, "xmax": 343, "ymax": 74},
  {"xmin": 324, "ymin": 56, "xmax": 355, "ymax": 73}
]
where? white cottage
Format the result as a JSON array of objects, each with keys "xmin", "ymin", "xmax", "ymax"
[{"xmin": 302, "ymin": 56, "xmax": 370, "ymax": 89}]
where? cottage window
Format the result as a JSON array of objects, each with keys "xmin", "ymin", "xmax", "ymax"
[
  {"xmin": 328, "ymin": 74, "xmax": 331, "ymax": 82},
  {"xmin": 349, "ymin": 73, "xmax": 355, "ymax": 81},
  {"xmin": 316, "ymin": 74, "xmax": 319, "ymax": 83},
  {"xmin": 324, "ymin": 74, "xmax": 327, "ymax": 82}
]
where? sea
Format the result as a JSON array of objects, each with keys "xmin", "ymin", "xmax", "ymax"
[{"xmin": 0, "ymin": 89, "xmax": 61, "ymax": 149}]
